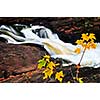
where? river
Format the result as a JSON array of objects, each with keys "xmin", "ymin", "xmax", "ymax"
[{"xmin": 0, "ymin": 25, "xmax": 100, "ymax": 68}]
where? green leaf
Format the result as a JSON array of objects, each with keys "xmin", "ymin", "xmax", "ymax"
[{"xmin": 38, "ymin": 59, "xmax": 47, "ymax": 69}]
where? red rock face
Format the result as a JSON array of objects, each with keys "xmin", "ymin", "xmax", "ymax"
[{"xmin": 0, "ymin": 42, "xmax": 47, "ymax": 75}]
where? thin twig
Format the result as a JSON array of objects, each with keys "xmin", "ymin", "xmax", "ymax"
[
  {"xmin": 76, "ymin": 46, "xmax": 86, "ymax": 78},
  {"xmin": 78, "ymin": 46, "xmax": 86, "ymax": 65}
]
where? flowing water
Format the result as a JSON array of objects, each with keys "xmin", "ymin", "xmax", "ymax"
[{"xmin": 0, "ymin": 25, "xmax": 100, "ymax": 68}]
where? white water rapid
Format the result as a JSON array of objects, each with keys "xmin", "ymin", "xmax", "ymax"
[{"xmin": 0, "ymin": 25, "xmax": 100, "ymax": 68}]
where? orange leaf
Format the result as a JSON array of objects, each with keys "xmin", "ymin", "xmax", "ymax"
[
  {"xmin": 74, "ymin": 48, "xmax": 81, "ymax": 54},
  {"xmin": 76, "ymin": 65, "xmax": 80, "ymax": 69}
]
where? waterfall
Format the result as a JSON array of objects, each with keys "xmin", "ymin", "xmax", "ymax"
[{"xmin": 0, "ymin": 25, "xmax": 100, "ymax": 68}]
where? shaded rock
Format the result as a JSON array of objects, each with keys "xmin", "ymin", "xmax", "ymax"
[
  {"xmin": 1, "ymin": 65, "xmax": 100, "ymax": 83},
  {"xmin": 0, "ymin": 42, "xmax": 47, "ymax": 78}
]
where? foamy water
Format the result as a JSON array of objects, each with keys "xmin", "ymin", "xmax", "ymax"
[{"xmin": 0, "ymin": 25, "xmax": 100, "ymax": 68}]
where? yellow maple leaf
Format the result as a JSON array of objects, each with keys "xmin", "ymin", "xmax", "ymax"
[
  {"xmin": 43, "ymin": 55, "xmax": 50, "ymax": 62},
  {"xmin": 90, "ymin": 42, "xmax": 97, "ymax": 49},
  {"xmin": 85, "ymin": 42, "xmax": 91, "ymax": 49},
  {"xmin": 45, "ymin": 58, "xmax": 50, "ymax": 62},
  {"xmin": 74, "ymin": 48, "xmax": 81, "ymax": 54},
  {"xmin": 75, "ymin": 39, "xmax": 84, "ymax": 45},
  {"xmin": 43, "ymin": 55, "xmax": 50, "ymax": 59},
  {"xmin": 89, "ymin": 33, "xmax": 96, "ymax": 40},
  {"xmin": 47, "ymin": 61, "xmax": 55, "ymax": 70},
  {"xmin": 82, "ymin": 42, "xmax": 87, "ymax": 48},
  {"xmin": 81, "ymin": 33, "xmax": 89, "ymax": 41},
  {"xmin": 55, "ymin": 71, "xmax": 64, "ymax": 82},
  {"xmin": 85, "ymin": 42, "xmax": 97, "ymax": 49},
  {"xmin": 43, "ymin": 68, "xmax": 53, "ymax": 79},
  {"xmin": 76, "ymin": 78, "xmax": 83, "ymax": 83}
]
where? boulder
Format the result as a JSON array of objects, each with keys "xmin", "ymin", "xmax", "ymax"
[{"xmin": 0, "ymin": 42, "xmax": 47, "ymax": 78}]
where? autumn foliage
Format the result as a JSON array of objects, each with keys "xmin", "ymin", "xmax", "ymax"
[{"xmin": 38, "ymin": 33, "xmax": 97, "ymax": 83}]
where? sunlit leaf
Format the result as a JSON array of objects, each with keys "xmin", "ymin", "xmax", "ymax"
[
  {"xmin": 89, "ymin": 33, "xmax": 96, "ymax": 40},
  {"xmin": 43, "ymin": 68, "xmax": 53, "ymax": 79},
  {"xmin": 75, "ymin": 39, "xmax": 84, "ymax": 45},
  {"xmin": 81, "ymin": 33, "xmax": 89, "ymax": 41},
  {"xmin": 38, "ymin": 59, "xmax": 47, "ymax": 69},
  {"xmin": 55, "ymin": 71, "xmax": 64, "ymax": 82},
  {"xmin": 43, "ymin": 55, "xmax": 50, "ymax": 59},
  {"xmin": 76, "ymin": 78, "xmax": 83, "ymax": 83},
  {"xmin": 74, "ymin": 48, "xmax": 81, "ymax": 54}
]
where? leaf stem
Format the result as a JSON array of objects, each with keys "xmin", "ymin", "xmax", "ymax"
[
  {"xmin": 78, "ymin": 46, "xmax": 87, "ymax": 65},
  {"xmin": 76, "ymin": 46, "xmax": 87, "ymax": 78}
]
